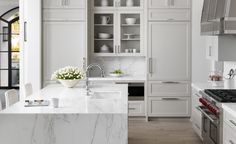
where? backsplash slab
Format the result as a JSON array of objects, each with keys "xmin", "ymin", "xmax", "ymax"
[{"xmin": 89, "ymin": 57, "xmax": 146, "ymax": 77}]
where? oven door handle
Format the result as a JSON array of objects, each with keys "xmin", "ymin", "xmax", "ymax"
[{"xmin": 198, "ymin": 106, "xmax": 219, "ymax": 124}]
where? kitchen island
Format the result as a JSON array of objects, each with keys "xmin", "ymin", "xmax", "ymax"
[{"xmin": 0, "ymin": 84, "xmax": 128, "ymax": 144}]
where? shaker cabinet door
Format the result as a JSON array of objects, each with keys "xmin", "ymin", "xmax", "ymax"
[
  {"xmin": 148, "ymin": 22, "xmax": 190, "ymax": 81},
  {"xmin": 43, "ymin": 22, "xmax": 86, "ymax": 83}
]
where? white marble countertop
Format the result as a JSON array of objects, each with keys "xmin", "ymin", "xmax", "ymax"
[
  {"xmin": 222, "ymin": 103, "xmax": 236, "ymax": 117},
  {"xmin": 0, "ymin": 84, "xmax": 128, "ymax": 114},
  {"xmin": 192, "ymin": 81, "xmax": 236, "ymax": 92}
]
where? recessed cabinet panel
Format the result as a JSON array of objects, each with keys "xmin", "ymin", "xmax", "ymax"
[
  {"xmin": 148, "ymin": 97, "xmax": 190, "ymax": 117},
  {"xmin": 43, "ymin": 22, "xmax": 85, "ymax": 82},
  {"xmin": 148, "ymin": 81, "xmax": 190, "ymax": 96},
  {"xmin": 149, "ymin": 9, "xmax": 190, "ymax": 21},
  {"xmin": 43, "ymin": 9, "xmax": 85, "ymax": 21},
  {"xmin": 43, "ymin": 0, "xmax": 85, "ymax": 8},
  {"xmin": 149, "ymin": 0, "xmax": 190, "ymax": 8},
  {"xmin": 148, "ymin": 22, "xmax": 190, "ymax": 81}
]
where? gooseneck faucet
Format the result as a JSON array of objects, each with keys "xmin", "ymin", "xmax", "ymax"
[{"xmin": 85, "ymin": 63, "xmax": 105, "ymax": 95}]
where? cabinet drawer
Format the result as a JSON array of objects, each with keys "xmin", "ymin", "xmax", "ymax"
[
  {"xmin": 224, "ymin": 111, "xmax": 236, "ymax": 132},
  {"xmin": 43, "ymin": 9, "xmax": 85, "ymax": 21},
  {"xmin": 223, "ymin": 123, "xmax": 236, "ymax": 144},
  {"xmin": 149, "ymin": 9, "xmax": 190, "ymax": 21},
  {"xmin": 149, "ymin": 0, "xmax": 191, "ymax": 8},
  {"xmin": 43, "ymin": 0, "xmax": 85, "ymax": 8},
  {"xmin": 148, "ymin": 97, "xmax": 190, "ymax": 117},
  {"xmin": 148, "ymin": 81, "xmax": 190, "ymax": 96},
  {"xmin": 128, "ymin": 101, "xmax": 145, "ymax": 116}
]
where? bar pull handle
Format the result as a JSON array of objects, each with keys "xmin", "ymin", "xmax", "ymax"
[
  {"xmin": 24, "ymin": 21, "xmax": 27, "ymax": 42},
  {"xmin": 162, "ymin": 98, "xmax": 180, "ymax": 101},
  {"xmin": 161, "ymin": 81, "xmax": 180, "ymax": 84},
  {"xmin": 149, "ymin": 58, "xmax": 152, "ymax": 73},
  {"xmin": 129, "ymin": 108, "xmax": 136, "ymax": 110},
  {"xmin": 229, "ymin": 120, "xmax": 236, "ymax": 127}
]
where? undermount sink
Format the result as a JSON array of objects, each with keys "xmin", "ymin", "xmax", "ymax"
[{"xmin": 90, "ymin": 91, "xmax": 121, "ymax": 99}]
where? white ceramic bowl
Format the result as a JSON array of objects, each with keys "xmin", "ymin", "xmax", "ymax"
[
  {"xmin": 125, "ymin": 18, "xmax": 137, "ymax": 25},
  {"xmin": 58, "ymin": 79, "xmax": 80, "ymax": 88},
  {"xmin": 98, "ymin": 33, "xmax": 111, "ymax": 39}
]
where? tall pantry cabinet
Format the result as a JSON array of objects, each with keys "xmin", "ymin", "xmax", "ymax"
[
  {"xmin": 147, "ymin": 0, "xmax": 191, "ymax": 118},
  {"xmin": 42, "ymin": 0, "xmax": 87, "ymax": 85}
]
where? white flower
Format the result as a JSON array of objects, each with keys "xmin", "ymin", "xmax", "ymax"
[{"xmin": 51, "ymin": 66, "xmax": 84, "ymax": 80}]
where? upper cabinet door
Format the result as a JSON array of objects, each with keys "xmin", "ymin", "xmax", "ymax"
[
  {"xmin": 148, "ymin": 22, "xmax": 190, "ymax": 81},
  {"xmin": 43, "ymin": 0, "xmax": 85, "ymax": 9},
  {"xmin": 149, "ymin": 0, "xmax": 190, "ymax": 8}
]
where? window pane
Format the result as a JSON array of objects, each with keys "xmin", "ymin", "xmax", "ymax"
[
  {"xmin": 0, "ymin": 70, "xmax": 8, "ymax": 87},
  {"xmin": 11, "ymin": 70, "xmax": 19, "ymax": 87},
  {"xmin": 0, "ymin": 53, "xmax": 8, "ymax": 69}
]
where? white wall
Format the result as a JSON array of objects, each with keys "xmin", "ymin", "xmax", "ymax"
[{"xmin": 191, "ymin": 0, "xmax": 211, "ymax": 83}]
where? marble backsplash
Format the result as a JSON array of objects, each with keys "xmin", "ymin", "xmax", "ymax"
[{"xmin": 89, "ymin": 57, "xmax": 146, "ymax": 77}]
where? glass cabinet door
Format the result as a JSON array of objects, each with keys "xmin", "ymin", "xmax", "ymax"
[
  {"xmin": 93, "ymin": 12, "xmax": 115, "ymax": 56},
  {"xmin": 93, "ymin": 0, "xmax": 116, "ymax": 8},
  {"xmin": 119, "ymin": 12, "xmax": 141, "ymax": 55},
  {"xmin": 118, "ymin": 0, "xmax": 143, "ymax": 8}
]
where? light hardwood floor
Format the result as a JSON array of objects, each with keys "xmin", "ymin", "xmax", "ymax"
[{"xmin": 128, "ymin": 118, "xmax": 203, "ymax": 144}]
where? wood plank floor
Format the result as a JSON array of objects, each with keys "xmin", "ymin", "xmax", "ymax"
[{"xmin": 128, "ymin": 118, "xmax": 203, "ymax": 144}]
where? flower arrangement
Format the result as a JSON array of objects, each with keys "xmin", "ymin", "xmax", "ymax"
[
  {"xmin": 51, "ymin": 66, "xmax": 84, "ymax": 88},
  {"xmin": 51, "ymin": 66, "xmax": 84, "ymax": 80}
]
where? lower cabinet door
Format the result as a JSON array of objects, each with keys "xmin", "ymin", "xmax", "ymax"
[
  {"xmin": 148, "ymin": 97, "xmax": 190, "ymax": 117},
  {"xmin": 128, "ymin": 101, "xmax": 145, "ymax": 116},
  {"xmin": 223, "ymin": 123, "xmax": 236, "ymax": 144}
]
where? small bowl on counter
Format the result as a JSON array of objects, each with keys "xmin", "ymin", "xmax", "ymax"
[{"xmin": 109, "ymin": 73, "xmax": 123, "ymax": 77}]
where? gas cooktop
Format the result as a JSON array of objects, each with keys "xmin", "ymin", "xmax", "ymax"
[{"xmin": 204, "ymin": 89, "xmax": 236, "ymax": 103}]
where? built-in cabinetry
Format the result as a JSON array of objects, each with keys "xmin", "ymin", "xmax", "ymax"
[
  {"xmin": 191, "ymin": 86, "xmax": 203, "ymax": 139},
  {"xmin": 42, "ymin": 0, "xmax": 87, "ymax": 84},
  {"xmin": 91, "ymin": 0, "xmax": 144, "ymax": 57},
  {"xmin": 147, "ymin": 0, "xmax": 191, "ymax": 117},
  {"xmin": 205, "ymin": 36, "xmax": 236, "ymax": 61},
  {"xmin": 223, "ymin": 110, "xmax": 236, "ymax": 144}
]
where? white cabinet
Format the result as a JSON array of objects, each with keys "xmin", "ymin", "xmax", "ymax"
[
  {"xmin": 148, "ymin": 22, "xmax": 190, "ymax": 81},
  {"xmin": 93, "ymin": 0, "xmax": 144, "ymax": 9},
  {"xmin": 206, "ymin": 36, "xmax": 236, "ymax": 61},
  {"xmin": 92, "ymin": 10, "xmax": 144, "ymax": 57},
  {"xmin": 43, "ymin": 0, "xmax": 85, "ymax": 9},
  {"xmin": 149, "ymin": 0, "xmax": 191, "ymax": 8},
  {"xmin": 223, "ymin": 111, "xmax": 236, "ymax": 144},
  {"xmin": 191, "ymin": 86, "xmax": 203, "ymax": 139},
  {"xmin": 21, "ymin": 0, "xmax": 42, "ymax": 92},
  {"xmin": 128, "ymin": 101, "xmax": 145, "ymax": 116},
  {"xmin": 43, "ymin": 22, "xmax": 86, "ymax": 83},
  {"xmin": 148, "ymin": 97, "xmax": 190, "ymax": 117}
]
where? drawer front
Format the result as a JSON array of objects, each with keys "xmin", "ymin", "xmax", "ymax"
[
  {"xmin": 148, "ymin": 81, "xmax": 190, "ymax": 96},
  {"xmin": 149, "ymin": 0, "xmax": 191, "ymax": 8},
  {"xmin": 43, "ymin": 0, "xmax": 85, "ymax": 8},
  {"xmin": 224, "ymin": 123, "xmax": 236, "ymax": 144},
  {"xmin": 224, "ymin": 111, "xmax": 236, "ymax": 132},
  {"xmin": 149, "ymin": 9, "xmax": 190, "ymax": 21},
  {"xmin": 148, "ymin": 97, "xmax": 190, "ymax": 117},
  {"xmin": 128, "ymin": 101, "xmax": 145, "ymax": 116},
  {"xmin": 43, "ymin": 9, "xmax": 85, "ymax": 21}
]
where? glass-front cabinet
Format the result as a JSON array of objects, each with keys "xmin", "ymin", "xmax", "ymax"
[
  {"xmin": 0, "ymin": 7, "xmax": 20, "ymax": 89},
  {"xmin": 93, "ymin": 0, "xmax": 143, "ymax": 9},
  {"xmin": 92, "ymin": 1, "xmax": 144, "ymax": 57}
]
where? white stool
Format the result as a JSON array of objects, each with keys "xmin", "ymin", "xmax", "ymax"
[
  {"xmin": 24, "ymin": 83, "xmax": 33, "ymax": 97},
  {"xmin": 5, "ymin": 89, "xmax": 19, "ymax": 108}
]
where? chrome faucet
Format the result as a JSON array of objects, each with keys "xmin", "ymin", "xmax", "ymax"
[{"xmin": 85, "ymin": 63, "xmax": 105, "ymax": 95}]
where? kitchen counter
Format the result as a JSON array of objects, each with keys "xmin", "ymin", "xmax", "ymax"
[
  {"xmin": 192, "ymin": 81, "xmax": 236, "ymax": 92},
  {"xmin": 0, "ymin": 84, "xmax": 128, "ymax": 144},
  {"xmin": 0, "ymin": 84, "xmax": 128, "ymax": 114}
]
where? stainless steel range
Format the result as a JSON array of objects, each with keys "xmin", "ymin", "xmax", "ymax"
[{"xmin": 199, "ymin": 89, "xmax": 236, "ymax": 144}]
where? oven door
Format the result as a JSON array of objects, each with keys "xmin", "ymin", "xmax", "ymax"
[{"xmin": 198, "ymin": 106, "xmax": 220, "ymax": 144}]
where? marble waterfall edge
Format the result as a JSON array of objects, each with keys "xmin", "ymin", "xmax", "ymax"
[{"xmin": 0, "ymin": 114, "xmax": 127, "ymax": 144}]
